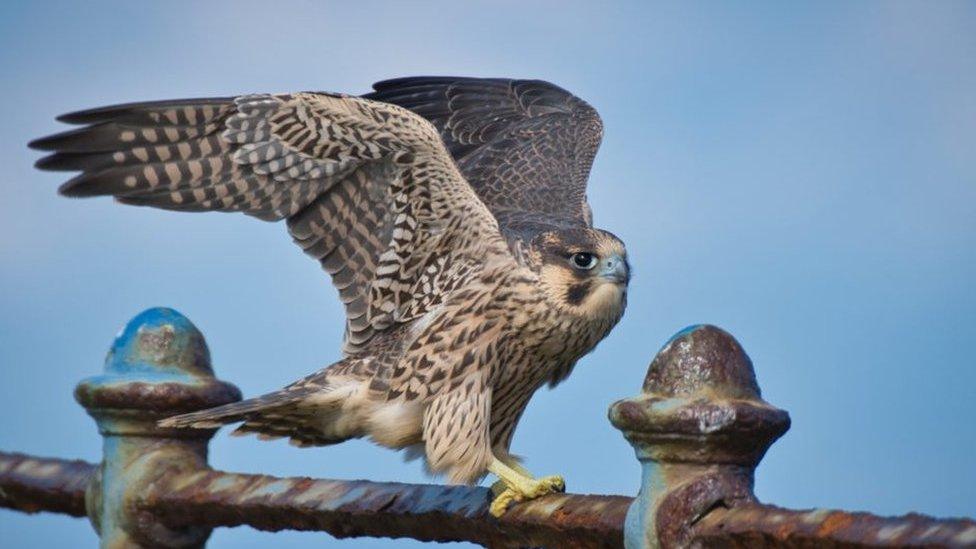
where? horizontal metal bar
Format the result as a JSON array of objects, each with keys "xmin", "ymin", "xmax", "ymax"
[
  {"xmin": 146, "ymin": 468, "xmax": 631, "ymax": 547},
  {"xmin": 0, "ymin": 451, "xmax": 631, "ymax": 547},
  {"xmin": 693, "ymin": 503, "xmax": 976, "ymax": 548},
  {"xmin": 0, "ymin": 451, "xmax": 94, "ymax": 518},
  {"xmin": 6, "ymin": 450, "xmax": 975, "ymax": 548}
]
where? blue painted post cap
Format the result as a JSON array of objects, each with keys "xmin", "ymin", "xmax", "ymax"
[
  {"xmin": 105, "ymin": 307, "xmax": 213, "ymax": 379},
  {"xmin": 75, "ymin": 307, "xmax": 241, "ymax": 420}
]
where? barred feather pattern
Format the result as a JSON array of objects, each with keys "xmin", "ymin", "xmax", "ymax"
[
  {"xmin": 366, "ymin": 77, "xmax": 604, "ymax": 238},
  {"xmin": 34, "ymin": 91, "xmax": 508, "ymax": 354}
]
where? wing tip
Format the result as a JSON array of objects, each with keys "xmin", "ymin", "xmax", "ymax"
[
  {"xmin": 28, "ymin": 133, "xmax": 63, "ymax": 152},
  {"xmin": 52, "ymin": 103, "xmax": 139, "ymax": 125},
  {"xmin": 33, "ymin": 154, "xmax": 56, "ymax": 171},
  {"xmin": 34, "ymin": 152, "xmax": 82, "ymax": 172},
  {"xmin": 28, "ymin": 125, "xmax": 102, "ymax": 152},
  {"xmin": 53, "ymin": 96, "xmax": 236, "ymax": 125},
  {"xmin": 56, "ymin": 171, "xmax": 130, "ymax": 199},
  {"xmin": 56, "ymin": 108, "xmax": 108, "ymax": 125},
  {"xmin": 57, "ymin": 181, "xmax": 96, "ymax": 198}
]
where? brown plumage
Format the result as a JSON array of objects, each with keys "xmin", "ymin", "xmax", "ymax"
[{"xmin": 31, "ymin": 77, "xmax": 629, "ymax": 512}]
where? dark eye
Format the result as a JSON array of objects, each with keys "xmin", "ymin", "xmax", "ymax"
[{"xmin": 570, "ymin": 252, "xmax": 598, "ymax": 270}]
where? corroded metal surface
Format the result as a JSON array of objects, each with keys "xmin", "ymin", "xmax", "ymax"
[
  {"xmin": 610, "ymin": 325, "xmax": 791, "ymax": 548},
  {"xmin": 146, "ymin": 468, "xmax": 631, "ymax": 548},
  {"xmin": 74, "ymin": 307, "xmax": 241, "ymax": 417},
  {"xmin": 610, "ymin": 325, "xmax": 791, "ymax": 465},
  {"xmin": 641, "ymin": 324, "xmax": 761, "ymax": 399},
  {"xmin": 693, "ymin": 503, "xmax": 976, "ymax": 548},
  {"xmin": 0, "ymin": 448, "xmax": 630, "ymax": 547},
  {"xmin": 4, "ymin": 449, "xmax": 975, "ymax": 548},
  {"xmin": 0, "ymin": 452, "xmax": 94, "ymax": 517},
  {"xmin": 76, "ymin": 308, "xmax": 241, "ymax": 548}
]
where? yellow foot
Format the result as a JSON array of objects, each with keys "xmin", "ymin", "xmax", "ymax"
[
  {"xmin": 488, "ymin": 474, "xmax": 566, "ymax": 517},
  {"xmin": 490, "ymin": 479, "xmax": 508, "ymax": 498},
  {"xmin": 489, "ymin": 486, "xmax": 520, "ymax": 517},
  {"xmin": 528, "ymin": 475, "xmax": 566, "ymax": 497}
]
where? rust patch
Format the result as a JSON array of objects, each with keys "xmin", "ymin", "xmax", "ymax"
[
  {"xmin": 143, "ymin": 469, "xmax": 630, "ymax": 548},
  {"xmin": 0, "ymin": 452, "xmax": 94, "ymax": 518},
  {"xmin": 818, "ymin": 510, "xmax": 856, "ymax": 537},
  {"xmin": 693, "ymin": 503, "xmax": 976, "ymax": 548}
]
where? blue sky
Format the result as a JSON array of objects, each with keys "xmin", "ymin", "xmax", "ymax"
[{"xmin": 1, "ymin": 1, "xmax": 974, "ymax": 547}]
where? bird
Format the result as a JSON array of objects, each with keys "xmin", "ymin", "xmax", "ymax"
[{"xmin": 30, "ymin": 76, "xmax": 629, "ymax": 516}]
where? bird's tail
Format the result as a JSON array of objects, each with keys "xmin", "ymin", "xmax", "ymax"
[
  {"xmin": 158, "ymin": 390, "xmax": 307, "ymax": 430},
  {"xmin": 159, "ymin": 363, "xmax": 363, "ymax": 447}
]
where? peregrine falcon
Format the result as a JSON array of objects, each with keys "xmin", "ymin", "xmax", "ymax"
[{"xmin": 30, "ymin": 77, "xmax": 630, "ymax": 516}]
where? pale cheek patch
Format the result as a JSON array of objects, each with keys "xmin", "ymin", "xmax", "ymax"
[{"xmin": 579, "ymin": 282, "xmax": 626, "ymax": 319}]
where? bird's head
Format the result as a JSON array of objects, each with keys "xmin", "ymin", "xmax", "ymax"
[{"xmin": 531, "ymin": 227, "xmax": 629, "ymax": 320}]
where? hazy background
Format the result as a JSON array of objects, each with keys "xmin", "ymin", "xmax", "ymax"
[{"xmin": 2, "ymin": 1, "xmax": 974, "ymax": 547}]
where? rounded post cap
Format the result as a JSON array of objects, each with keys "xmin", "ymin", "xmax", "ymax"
[
  {"xmin": 75, "ymin": 308, "xmax": 241, "ymax": 417},
  {"xmin": 610, "ymin": 325, "xmax": 789, "ymax": 465},
  {"xmin": 643, "ymin": 324, "xmax": 760, "ymax": 399},
  {"xmin": 104, "ymin": 307, "xmax": 214, "ymax": 378}
]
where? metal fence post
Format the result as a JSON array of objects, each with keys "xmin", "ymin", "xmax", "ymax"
[
  {"xmin": 609, "ymin": 325, "xmax": 791, "ymax": 548},
  {"xmin": 74, "ymin": 308, "xmax": 241, "ymax": 548},
  {"xmin": 4, "ymin": 316, "xmax": 975, "ymax": 546}
]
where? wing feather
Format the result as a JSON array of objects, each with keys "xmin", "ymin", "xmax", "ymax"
[
  {"xmin": 365, "ymin": 76, "xmax": 603, "ymax": 236},
  {"xmin": 32, "ymin": 92, "xmax": 510, "ymax": 353}
]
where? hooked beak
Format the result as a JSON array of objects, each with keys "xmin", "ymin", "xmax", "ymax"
[{"xmin": 600, "ymin": 254, "xmax": 630, "ymax": 285}]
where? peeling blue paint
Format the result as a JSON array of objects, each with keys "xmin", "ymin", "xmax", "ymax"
[{"xmin": 76, "ymin": 308, "xmax": 234, "ymax": 548}]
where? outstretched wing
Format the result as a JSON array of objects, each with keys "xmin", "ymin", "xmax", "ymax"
[
  {"xmin": 365, "ymin": 77, "xmax": 604, "ymax": 238},
  {"xmin": 31, "ymin": 93, "xmax": 509, "ymax": 354}
]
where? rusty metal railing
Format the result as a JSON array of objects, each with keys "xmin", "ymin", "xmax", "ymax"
[{"xmin": 1, "ymin": 308, "xmax": 974, "ymax": 548}]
